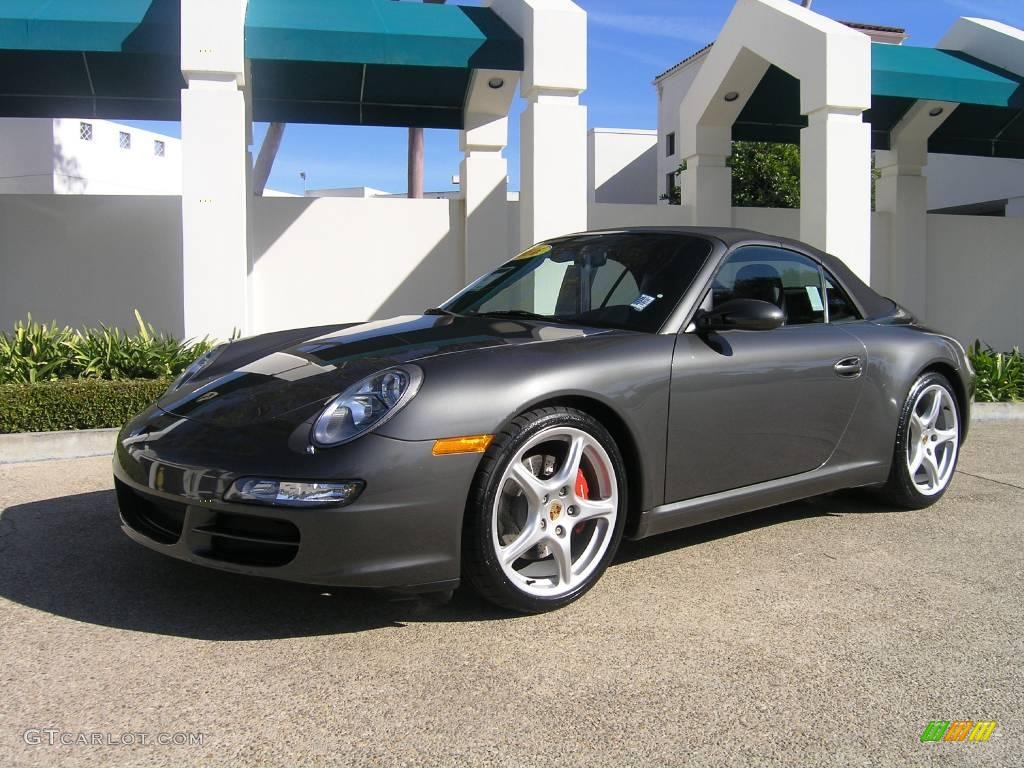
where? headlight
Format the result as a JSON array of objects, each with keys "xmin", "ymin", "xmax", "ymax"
[
  {"xmin": 312, "ymin": 365, "xmax": 423, "ymax": 446},
  {"xmin": 170, "ymin": 343, "xmax": 227, "ymax": 391}
]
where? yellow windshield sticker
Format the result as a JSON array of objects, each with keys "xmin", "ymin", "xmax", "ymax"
[{"xmin": 513, "ymin": 244, "xmax": 552, "ymax": 260}]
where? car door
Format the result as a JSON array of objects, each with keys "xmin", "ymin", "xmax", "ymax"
[{"xmin": 664, "ymin": 245, "xmax": 866, "ymax": 502}]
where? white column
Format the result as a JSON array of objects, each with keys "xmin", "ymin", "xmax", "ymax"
[
  {"xmin": 680, "ymin": 153, "xmax": 731, "ymax": 227},
  {"xmin": 488, "ymin": 0, "xmax": 587, "ymax": 249},
  {"xmin": 799, "ymin": 107, "xmax": 872, "ymax": 282},
  {"xmin": 180, "ymin": 0, "xmax": 250, "ymax": 340},
  {"xmin": 874, "ymin": 101, "xmax": 957, "ymax": 316},
  {"xmin": 520, "ymin": 92, "xmax": 587, "ymax": 246},
  {"xmin": 460, "ymin": 113, "xmax": 510, "ymax": 281},
  {"xmin": 875, "ymin": 162, "xmax": 926, "ymax": 311}
]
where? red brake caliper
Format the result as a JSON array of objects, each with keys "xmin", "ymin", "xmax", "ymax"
[{"xmin": 574, "ymin": 470, "xmax": 590, "ymax": 534}]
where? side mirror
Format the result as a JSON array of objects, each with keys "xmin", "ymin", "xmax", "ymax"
[{"xmin": 695, "ymin": 298, "xmax": 784, "ymax": 332}]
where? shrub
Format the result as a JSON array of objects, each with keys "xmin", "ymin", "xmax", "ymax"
[
  {"xmin": 0, "ymin": 311, "xmax": 216, "ymax": 385},
  {"xmin": 969, "ymin": 343, "xmax": 1024, "ymax": 403},
  {"xmin": 0, "ymin": 378, "xmax": 169, "ymax": 433}
]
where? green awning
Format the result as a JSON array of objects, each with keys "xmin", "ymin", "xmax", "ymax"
[
  {"xmin": 245, "ymin": 0, "xmax": 522, "ymax": 70},
  {"xmin": 0, "ymin": 0, "xmax": 181, "ymax": 120},
  {"xmin": 872, "ymin": 44, "xmax": 1023, "ymax": 107},
  {"xmin": 734, "ymin": 43, "xmax": 1024, "ymax": 159},
  {"xmin": 0, "ymin": 0, "xmax": 523, "ymax": 128},
  {"xmin": 245, "ymin": 0, "xmax": 523, "ymax": 128}
]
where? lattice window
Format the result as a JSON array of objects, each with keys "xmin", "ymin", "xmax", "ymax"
[
  {"xmin": 154, "ymin": 140, "xmax": 165, "ymax": 158},
  {"xmin": 119, "ymin": 131, "xmax": 131, "ymax": 150},
  {"xmin": 80, "ymin": 122, "xmax": 93, "ymax": 141}
]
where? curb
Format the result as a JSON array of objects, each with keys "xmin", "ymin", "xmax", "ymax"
[
  {"xmin": 972, "ymin": 403, "xmax": 1024, "ymax": 421},
  {"xmin": 0, "ymin": 428, "xmax": 119, "ymax": 464}
]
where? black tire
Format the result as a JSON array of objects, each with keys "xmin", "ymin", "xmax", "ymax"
[
  {"xmin": 462, "ymin": 406, "xmax": 628, "ymax": 613},
  {"xmin": 880, "ymin": 372, "xmax": 961, "ymax": 510}
]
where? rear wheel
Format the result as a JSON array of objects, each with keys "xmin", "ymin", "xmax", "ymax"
[
  {"xmin": 462, "ymin": 407, "xmax": 627, "ymax": 613},
  {"xmin": 881, "ymin": 372, "xmax": 961, "ymax": 509}
]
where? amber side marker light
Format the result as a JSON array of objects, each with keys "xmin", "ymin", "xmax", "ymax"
[{"xmin": 432, "ymin": 435, "xmax": 494, "ymax": 455}]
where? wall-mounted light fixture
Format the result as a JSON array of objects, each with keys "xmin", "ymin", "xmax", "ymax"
[
  {"xmin": 488, "ymin": 77, "xmax": 505, "ymax": 89},
  {"xmin": 928, "ymin": 106, "xmax": 944, "ymax": 117},
  {"xmin": 724, "ymin": 91, "xmax": 740, "ymax": 102}
]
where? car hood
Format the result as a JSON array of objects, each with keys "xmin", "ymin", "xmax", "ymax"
[{"xmin": 158, "ymin": 314, "xmax": 603, "ymax": 427}]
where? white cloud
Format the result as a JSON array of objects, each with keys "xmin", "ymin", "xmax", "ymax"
[{"xmin": 588, "ymin": 10, "xmax": 716, "ymax": 43}]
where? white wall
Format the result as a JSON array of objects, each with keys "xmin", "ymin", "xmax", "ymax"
[
  {"xmin": 925, "ymin": 214, "xmax": 1024, "ymax": 350},
  {"xmin": 0, "ymin": 195, "xmax": 184, "ymax": 334},
  {"xmin": 588, "ymin": 203, "xmax": 803, "ymax": 239},
  {"xmin": 732, "ymin": 206, "xmax": 801, "ymax": 239},
  {"xmin": 925, "ymin": 153, "xmax": 1024, "ymax": 212},
  {"xmin": 0, "ymin": 119, "xmax": 53, "ymax": 193},
  {"xmin": 249, "ymin": 197, "xmax": 468, "ymax": 333},
  {"xmin": 588, "ymin": 129, "xmax": 658, "ymax": 204},
  {"xmin": 588, "ymin": 202, "xmax": 688, "ymax": 229},
  {"xmin": 3, "ymin": 195, "xmax": 1020, "ymax": 352}
]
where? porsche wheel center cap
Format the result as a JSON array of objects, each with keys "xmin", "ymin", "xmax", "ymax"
[{"xmin": 549, "ymin": 502, "xmax": 562, "ymax": 521}]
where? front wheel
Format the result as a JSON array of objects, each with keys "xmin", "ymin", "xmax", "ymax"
[
  {"xmin": 881, "ymin": 372, "xmax": 961, "ymax": 509},
  {"xmin": 462, "ymin": 407, "xmax": 627, "ymax": 613}
]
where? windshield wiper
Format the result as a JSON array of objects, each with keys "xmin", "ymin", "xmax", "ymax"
[
  {"xmin": 424, "ymin": 307, "xmax": 461, "ymax": 317},
  {"xmin": 473, "ymin": 309, "xmax": 552, "ymax": 322}
]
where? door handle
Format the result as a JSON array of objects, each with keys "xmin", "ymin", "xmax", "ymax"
[{"xmin": 834, "ymin": 356, "xmax": 863, "ymax": 378}]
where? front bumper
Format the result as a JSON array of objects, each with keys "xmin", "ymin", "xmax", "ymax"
[{"xmin": 113, "ymin": 407, "xmax": 482, "ymax": 590}]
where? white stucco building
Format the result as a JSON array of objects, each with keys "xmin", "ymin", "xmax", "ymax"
[
  {"xmin": 0, "ymin": 118, "xmax": 181, "ymax": 195},
  {"xmin": 0, "ymin": 117, "xmax": 294, "ymax": 197},
  {"xmin": 649, "ymin": 19, "xmax": 1024, "ymax": 215}
]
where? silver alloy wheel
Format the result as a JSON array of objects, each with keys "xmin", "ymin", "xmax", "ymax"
[
  {"xmin": 491, "ymin": 426, "xmax": 618, "ymax": 598},
  {"xmin": 906, "ymin": 383, "xmax": 959, "ymax": 496}
]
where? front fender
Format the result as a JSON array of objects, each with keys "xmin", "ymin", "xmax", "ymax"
[{"xmin": 377, "ymin": 332, "xmax": 678, "ymax": 512}]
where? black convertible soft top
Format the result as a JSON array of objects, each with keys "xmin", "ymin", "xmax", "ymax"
[{"xmin": 585, "ymin": 226, "xmax": 900, "ymax": 322}]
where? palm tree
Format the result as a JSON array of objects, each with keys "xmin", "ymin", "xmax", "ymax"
[
  {"xmin": 408, "ymin": 0, "xmax": 447, "ymax": 198},
  {"xmin": 253, "ymin": 122, "xmax": 286, "ymax": 196}
]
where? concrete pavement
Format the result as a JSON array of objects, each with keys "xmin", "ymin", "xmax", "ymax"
[{"xmin": 1, "ymin": 422, "xmax": 1021, "ymax": 767}]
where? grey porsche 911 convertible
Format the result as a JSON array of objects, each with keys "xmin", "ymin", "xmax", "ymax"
[{"xmin": 114, "ymin": 227, "xmax": 973, "ymax": 613}]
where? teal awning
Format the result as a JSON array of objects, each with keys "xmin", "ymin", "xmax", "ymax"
[
  {"xmin": 0, "ymin": 0, "xmax": 523, "ymax": 128},
  {"xmin": 0, "ymin": 0, "xmax": 176, "ymax": 54},
  {"xmin": 733, "ymin": 43, "xmax": 1024, "ymax": 159},
  {"xmin": 245, "ymin": 0, "xmax": 522, "ymax": 71},
  {"xmin": 244, "ymin": 0, "xmax": 523, "ymax": 128},
  {"xmin": 871, "ymin": 44, "xmax": 1023, "ymax": 107},
  {"xmin": 0, "ymin": 0, "xmax": 181, "ymax": 120}
]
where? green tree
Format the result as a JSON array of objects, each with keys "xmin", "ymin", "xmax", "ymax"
[
  {"xmin": 729, "ymin": 141, "xmax": 801, "ymax": 207},
  {"xmin": 661, "ymin": 141, "xmax": 800, "ymax": 208},
  {"xmin": 662, "ymin": 141, "xmax": 881, "ymax": 209}
]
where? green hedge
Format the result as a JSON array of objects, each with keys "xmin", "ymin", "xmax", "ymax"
[
  {"xmin": 0, "ymin": 312, "xmax": 216, "ymax": 385},
  {"xmin": 969, "ymin": 343, "xmax": 1024, "ymax": 403},
  {"xmin": 0, "ymin": 378, "xmax": 169, "ymax": 433}
]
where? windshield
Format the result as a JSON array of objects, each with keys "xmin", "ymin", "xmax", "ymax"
[{"xmin": 442, "ymin": 232, "xmax": 714, "ymax": 333}]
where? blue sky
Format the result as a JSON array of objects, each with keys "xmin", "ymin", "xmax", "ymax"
[{"xmin": 126, "ymin": 0, "xmax": 1024, "ymax": 196}]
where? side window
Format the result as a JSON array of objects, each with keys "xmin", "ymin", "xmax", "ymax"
[
  {"xmin": 823, "ymin": 271, "xmax": 862, "ymax": 323},
  {"xmin": 710, "ymin": 246, "xmax": 825, "ymax": 326}
]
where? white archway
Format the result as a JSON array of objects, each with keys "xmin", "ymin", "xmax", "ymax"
[{"xmin": 679, "ymin": 0, "xmax": 872, "ymax": 279}]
